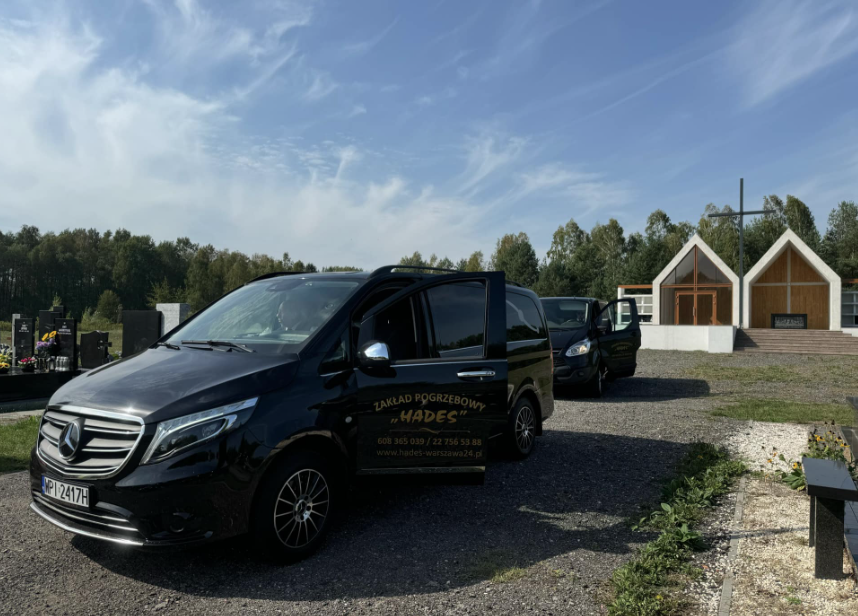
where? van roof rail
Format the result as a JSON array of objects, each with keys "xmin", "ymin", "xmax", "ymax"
[
  {"xmin": 246, "ymin": 271, "xmax": 307, "ymax": 284},
  {"xmin": 368, "ymin": 265, "xmax": 460, "ymax": 278},
  {"xmin": 369, "ymin": 265, "xmax": 528, "ymax": 287}
]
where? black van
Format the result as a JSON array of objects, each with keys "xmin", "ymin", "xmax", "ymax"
[
  {"xmin": 540, "ymin": 297, "xmax": 640, "ymax": 397},
  {"xmin": 30, "ymin": 267, "xmax": 553, "ymax": 561}
]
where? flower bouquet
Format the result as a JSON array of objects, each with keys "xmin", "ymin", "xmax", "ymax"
[
  {"xmin": 0, "ymin": 359, "xmax": 9, "ymax": 374},
  {"xmin": 19, "ymin": 356, "xmax": 37, "ymax": 372},
  {"xmin": 38, "ymin": 331, "xmax": 58, "ymax": 355}
]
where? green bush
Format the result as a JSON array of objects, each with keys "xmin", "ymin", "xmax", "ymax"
[
  {"xmin": 96, "ymin": 290, "xmax": 122, "ymax": 322},
  {"xmin": 609, "ymin": 443, "xmax": 746, "ymax": 616}
]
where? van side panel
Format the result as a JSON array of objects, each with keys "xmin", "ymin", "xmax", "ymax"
[{"xmin": 505, "ymin": 289, "xmax": 554, "ymax": 427}]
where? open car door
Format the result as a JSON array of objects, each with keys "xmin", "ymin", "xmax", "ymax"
[
  {"xmin": 595, "ymin": 298, "xmax": 641, "ymax": 379},
  {"xmin": 352, "ymin": 271, "xmax": 507, "ymax": 480}
]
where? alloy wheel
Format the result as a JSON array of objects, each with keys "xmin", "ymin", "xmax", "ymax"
[
  {"xmin": 273, "ymin": 468, "xmax": 330, "ymax": 548},
  {"xmin": 515, "ymin": 406, "xmax": 535, "ymax": 453}
]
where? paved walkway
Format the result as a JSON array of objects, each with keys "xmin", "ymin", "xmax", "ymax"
[
  {"xmin": 0, "ymin": 409, "xmax": 44, "ymax": 425},
  {"xmin": 0, "ymin": 399, "xmax": 47, "ymax": 425}
]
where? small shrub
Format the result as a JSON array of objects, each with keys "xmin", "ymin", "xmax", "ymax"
[{"xmin": 609, "ymin": 443, "xmax": 745, "ymax": 616}]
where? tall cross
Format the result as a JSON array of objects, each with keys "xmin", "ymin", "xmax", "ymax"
[{"xmin": 707, "ymin": 178, "xmax": 773, "ymax": 328}]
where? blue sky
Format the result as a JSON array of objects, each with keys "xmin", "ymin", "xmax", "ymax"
[{"xmin": 2, "ymin": 0, "xmax": 858, "ymax": 267}]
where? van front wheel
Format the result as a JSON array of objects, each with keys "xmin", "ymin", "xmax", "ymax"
[{"xmin": 251, "ymin": 451, "xmax": 338, "ymax": 562}]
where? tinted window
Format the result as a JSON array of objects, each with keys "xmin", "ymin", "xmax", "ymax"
[
  {"xmin": 360, "ymin": 297, "xmax": 421, "ymax": 362},
  {"xmin": 319, "ymin": 328, "xmax": 350, "ymax": 373},
  {"xmin": 506, "ymin": 293, "xmax": 545, "ymax": 342},
  {"xmin": 167, "ymin": 278, "xmax": 359, "ymax": 355},
  {"xmin": 540, "ymin": 299, "xmax": 589, "ymax": 330},
  {"xmin": 425, "ymin": 282, "xmax": 486, "ymax": 359}
]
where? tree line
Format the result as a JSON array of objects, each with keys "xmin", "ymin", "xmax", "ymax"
[{"xmin": 1, "ymin": 197, "xmax": 856, "ymax": 322}]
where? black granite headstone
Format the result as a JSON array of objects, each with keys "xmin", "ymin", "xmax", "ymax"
[
  {"xmin": 80, "ymin": 331, "xmax": 110, "ymax": 369},
  {"xmin": 39, "ymin": 310, "xmax": 64, "ymax": 341},
  {"xmin": 55, "ymin": 317, "xmax": 77, "ymax": 371},
  {"xmin": 51, "ymin": 305, "xmax": 66, "ymax": 318},
  {"xmin": 122, "ymin": 311, "xmax": 162, "ymax": 357},
  {"xmin": 14, "ymin": 318, "xmax": 34, "ymax": 362}
]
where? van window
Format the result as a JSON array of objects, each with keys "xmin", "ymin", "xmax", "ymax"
[
  {"xmin": 424, "ymin": 282, "xmax": 486, "ymax": 359},
  {"xmin": 506, "ymin": 293, "xmax": 545, "ymax": 342},
  {"xmin": 319, "ymin": 328, "xmax": 350, "ymax": 373},
  {"xmin": 541, "ymin": 298, "xmax": 589, "ymax": 331},
  {"xmin": 167, "ymin": 278, "xmax": 359, "ymax": 355},
  {"xmin": 358, "ymin": 297, "xmax": 424, "ymax": 362}
]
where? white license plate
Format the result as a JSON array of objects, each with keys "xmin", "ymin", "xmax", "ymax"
[{"xmin": 42, "ymin": 476, "xmax": 90, "ymax": 508}]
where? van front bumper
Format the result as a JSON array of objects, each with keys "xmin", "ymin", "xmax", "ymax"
[
  {"xmin": 29, "ymin": 433, "xmax": 269, "ymax": 548},
  {"xmin": 553, "ymin": 353, "xmax": 597, "ymax": 385}
]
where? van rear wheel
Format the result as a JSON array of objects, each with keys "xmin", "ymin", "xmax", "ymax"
[
  {"xmin": 506, "ymin": 398, "xmax": 537, "ymax": 459},
  {"xmin": 251, "ymin": 451, "xmax": 339, "ymax": 563}
]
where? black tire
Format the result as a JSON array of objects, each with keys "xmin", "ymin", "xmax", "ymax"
[
  {"xmin": 250, "ymin": 451, "xmax": 339, "ymax": 563},
  {"xmin": 586, "ymin": 365, "xmax": 605, "ymax": 398},
  {"xmin": 506, "ymin": 398, "xmax": 538, "ymax": 459}
]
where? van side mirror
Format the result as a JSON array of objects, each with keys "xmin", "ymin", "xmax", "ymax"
[{"xmin": 357, "ymin": 341, "xmax": 391, "ymax": 369}]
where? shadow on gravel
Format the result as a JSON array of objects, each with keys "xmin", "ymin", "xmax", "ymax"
[
  {"xmin": 72, "ymin": 430, "xmax": 692, "ymax": 603},
  {"xmin": 555, "ymin": 377, "xmax": 710, "ymax": 402}
]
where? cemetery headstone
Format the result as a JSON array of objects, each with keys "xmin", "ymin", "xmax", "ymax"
[
  {"xmin": 51, "ymin": 305, "xmax": 66, "ymax": 318},
  {"xmin": 55, "ymin": 317, "xmax": 78, "ymax": 371},
  {"xmin": 122, "ymin": 310, "xmax": 162, "ymax": 357},
  {"xmin": 80, "ymin": 331, "xmax": 110, "ymax": 369},
  {"xmin": 11, "ymin": 313, "xmax": 20, "ymax": 364},
  {"xmin": 14, "ymin": 318, "xmax": 34, "ymax": 362},
  {"xmin": 156, "ymin": 303, "xmax": 191, "ymax": 336},
  {"xmin": 39, "ymin": 309, "xmax": 64, "ymax": 341}
]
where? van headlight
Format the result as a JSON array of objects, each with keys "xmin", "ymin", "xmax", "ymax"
[
  {"xmin": 565, "ymin": 338, "xmax": 591, "ymax": 357},
  {"xmin": 141, "ymin": 398, "xmax": 258, "ymax": 464}
]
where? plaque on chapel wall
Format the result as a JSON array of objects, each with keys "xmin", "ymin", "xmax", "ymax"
[{"xmin": 771, "ymin": 313, "xmax": 808, "ymax": 329}]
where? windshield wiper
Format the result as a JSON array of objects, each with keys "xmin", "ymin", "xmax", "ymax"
[
  {"xmin": 155, "ymin": 341, "xmax": 181, "ymax": 350},
  {"xmin": 181, "ymin": 340, "xmax": 255, "ymax": 353}
]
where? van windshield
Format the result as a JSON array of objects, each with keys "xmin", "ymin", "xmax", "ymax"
[
  {"xmin": 541, "ymin": 299, "xmax": 589, "ymax": 330},
  {"xmin": 167, "ymin": 278, "xmax": 360, "ymax": 354}
]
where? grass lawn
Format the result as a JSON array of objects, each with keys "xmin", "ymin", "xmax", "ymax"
[
  {"xmin": 0, "ymin": 416, "xmax": 39, "ymax": 473},
  {"xmin": 711, "ymin": 399, "xmax": 853, "ymax": 424}
]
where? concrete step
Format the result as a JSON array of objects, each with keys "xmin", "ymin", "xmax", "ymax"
[
  {"xmin": 734, "ymin": 328, "xmax": 858, "ymax": 355},
  {"xmin": 733, "ymin": 347, "xmax": 858, "ymax": 355}
]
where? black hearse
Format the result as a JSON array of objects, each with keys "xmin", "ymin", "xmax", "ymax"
[
  {"xmin": 540, "ymin": 297, "xmax": 640, "ymax": 397},
  {"xmin": 30, "ymin": 267, "xmax": 553, "ymax": 561}
]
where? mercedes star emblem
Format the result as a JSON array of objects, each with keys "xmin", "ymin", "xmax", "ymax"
[{"xmin": 58, "ymin": 419, "xmax": 84, "ymax": 460}]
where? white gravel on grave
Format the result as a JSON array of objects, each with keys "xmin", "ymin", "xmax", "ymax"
[{"xmin": 725, "ymin": 420, "xmax": 809, "ymax": 474}]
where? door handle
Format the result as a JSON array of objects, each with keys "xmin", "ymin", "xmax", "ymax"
[{"xmin": 457, "ymin": 370, "xmax": 496, "ymax": 380}]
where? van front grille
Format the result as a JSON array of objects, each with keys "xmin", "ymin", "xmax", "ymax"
[{"xmin": 37, "ymin": 407, "xmax": 145, "ymax": 479}]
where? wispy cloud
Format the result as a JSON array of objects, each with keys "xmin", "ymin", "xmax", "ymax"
[
  {"xmin": 303, "ymin": 70, "xmax": 338, "ymax": 101},
  {"xmin": 347, "ymin": 104, "xmax": 367, "ymax": 118},
  {"xmin": 458, "ymin": 131, "xmax": 528, "ymax": 195},
  {"xmin": 504, "ymin": 164, "xmax": 633, "ymax": 216},
  {"xmin": 730, "ymin": 0, "xmax": 858, "ymax": 107},
  {"xmin": 478, "ymin": 0, "xmax": 611, "ymax": 80},
  {"xmin": 342, "ymin": 17, "xmax": 399, "ymax": 55}
]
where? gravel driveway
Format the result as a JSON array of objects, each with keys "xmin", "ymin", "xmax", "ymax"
[{"xmin": 1, "ymin": 350, "xmax": 843, "ymax": 616}]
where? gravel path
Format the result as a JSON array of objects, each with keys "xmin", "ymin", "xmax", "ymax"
[
  {"xmin": 732, "ymin": 479, "xmax": 858, "ymax": 615},
  {"xmin": 0, "ymin": 350, "xmax": 843, "ymax": 616}
]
